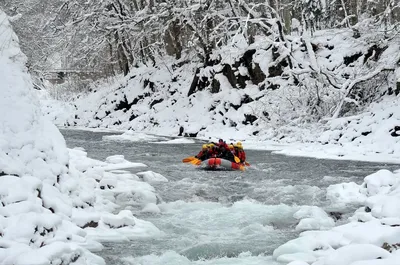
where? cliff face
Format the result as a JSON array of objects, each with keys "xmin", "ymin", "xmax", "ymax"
[{"xmin": 50, "ymin": 28, "xmax": 399, "ymax": 144}]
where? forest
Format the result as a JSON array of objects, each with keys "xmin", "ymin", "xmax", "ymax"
[{"xmin": 1, "ymin": 0, "xmax": 400, "ymax": 124}]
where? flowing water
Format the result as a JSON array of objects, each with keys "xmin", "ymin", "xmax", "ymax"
[{"xmin": 61, "ymin": 129, "xmax": 399, "ymax": 265}]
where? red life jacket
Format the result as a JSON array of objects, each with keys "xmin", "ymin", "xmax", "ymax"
[
  {"xmin": 208, "ymin": 148, "xmax": 217, "ymax": 157},
  {"xmin": 196, "ymin": 150, "xmax": 207, "ymax": 160},
  {"xmin": 238, "ymin": 150, "xmax": 246, "ymax": 162},
  {"xmin": 233, "ymin": 147, "xmax": 239, "ymax": 156},
  {"xmin": 218, "ymin": 142, "xmax": 229, "ymax": 150}
]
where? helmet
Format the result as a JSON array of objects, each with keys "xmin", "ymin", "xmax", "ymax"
[
  {"xmin": 202, "ymin": 144, "xmax": 208, "ymax": 149},
  {"xmin": 229, "ymin": 144, "xmax": 234, "ymax": 149},
  {"xmin": 236, "ymin": 142, "xmax": 243, "ymax": 148},
  {"xmin": 207, "ymin": 143, "xmax": 214, "ymax": 148}
]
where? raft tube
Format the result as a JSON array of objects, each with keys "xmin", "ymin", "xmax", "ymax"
[{"xmin": 204, "ymin": 158, "xmax": 244, "ymax": 171}]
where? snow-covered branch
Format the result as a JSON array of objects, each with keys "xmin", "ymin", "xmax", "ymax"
[{"xmin": 331, "ymin": 66, "xmax": 397, "ymax": 119}]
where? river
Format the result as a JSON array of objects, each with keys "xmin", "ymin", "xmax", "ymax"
[{"xmin": 61, "ymin": 129, "xmax": 399, "ymax": 265}]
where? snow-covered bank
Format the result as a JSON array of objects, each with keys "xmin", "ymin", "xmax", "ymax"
[
  {"xmin": 274, "ymin": 169, "xmax": 400, "ymax": 265},
  {"xmin": 0, "ymin": 10, "xmax": 92, "ymax": 264},
  {"xmin": 0, "ymin": 10, "xmax": 164, "ymax": 265},
  {"xmin": 243, "ymin": 95, "xmax": 400, "ymax": 164}
]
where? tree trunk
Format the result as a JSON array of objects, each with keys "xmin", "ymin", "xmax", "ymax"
[{"xmin": 187, "ymin": 68, "xmax": 200, "ymax": 96}]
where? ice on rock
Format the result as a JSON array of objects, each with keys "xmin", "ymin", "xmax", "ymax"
[
  {"xmin": 273, "ymin": 230, "xmax": 349, "ymax": 260},
  {"xmin": 366, "ymin": 195, "xmax": 400, "ymax": 218},
  {"xmin": 350, "ymin": 260, "xmax": 400, "ymax": 265},
  {"xmin": 99, "ymin": 178, "xmax": 117, "ymax": 190},
  {"xmin": 41, "ymin": 183, "xmax": 73, "ymax": 216},
  {"xmin": 142, "ymin": 203, "xmax": 161, "ymax": 213},
  {"xmin": 71, "ymin": 209, "xmax": 101, "ymax": 228},
  {"xmin": 101, "ymin": 210, "xmax": 136, "ymax": 228},
  {"xmin": 332, "ymin": 219, "xmax": 400, "ymax": 245},
  {"xmin": 0, "ymin": 175, "xmax": 42, "ymax": 205},
  {"xmin": 106, "ymin": 155, "xmax": 126, "ymax": 164},
  {"xmin": 326, "ymin": 182, "xmax": 366, "ymax": 207},
  {"xmin": 12, "ymin": 242, "xmax": 83, "ymax": 265},
  {"xmin": 287, "ymin": 261, "xmax": 310, "ymax": 265},
  {"xmin": 363, "ymin": 169, "xmax": 398, "ymax": 196},
  {"xmin": 321, "ymin": 244, "xmax": 390, "ymax": 265},
  {"xmin": 155, "ymin": 138, "xmax": 196, "ymax": 144},
  {"xmin": 137, "ymin": 170, "xmax": 168, "ymax": 183},
  {"xmin": 277, "ymin": 168, "xmax": 400, "ymax": 265},
  {"xmin": 358, "ymin": 170, "xmax": 400, "ymax": 219},
  {"xmin": 294, "ymin": 206, "xmax": 335, "ymax": 231},
  {"xmin": 4, "ymin": 212, "xmax": 62, "ymax": 244},
  {"xmin": 85, "ymin": 211, "xmax": 162, "ymax": 242},
  {"xmin": 277, "ymin": 252, "xmax": 317, "ymax": 263},
  {"xmin": 0, "ymin": 200, "xmax": 43, "ymax": 217}
]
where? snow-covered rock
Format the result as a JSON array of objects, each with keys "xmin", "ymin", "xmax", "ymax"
[
  {"xmin": 142, "ymin": 203, "xmax": 161, "ymax": 213},
  {"xmin": 275, "ymin": 169, "xmax": 400, "ymax": 265},
  {"xmin": 326, "ymin": 182, "xmax": 366, "ymax": 207},
  {"xmin": 137, "ymin": 171, "xmax": 169, "ymax": 183},
  {"xmin": 293, "ymin": 206, "xmax": 335, "ymax": 231}
]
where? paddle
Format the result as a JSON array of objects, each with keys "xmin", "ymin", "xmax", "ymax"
[
  {"xmin": 182, "ymin": 156, "xmax": 196, "ymax": 163},
  {"xmin": 233, "ymin": 155, "xmax": 240, "ymax": 163},
  {"xmin": 244, "ymin": 161, "xmax": 250, "ymax": 166},
  {"xmin": 182, "ymin": 156, "xmax": 202, "ymax": 166},
  {"xmin": 190, "ymin": 158, "xmax": 202, "ymax": 166}
]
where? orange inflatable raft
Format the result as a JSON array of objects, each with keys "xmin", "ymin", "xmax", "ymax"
[{"xmin": 204, "ymin": 157, "xmax": 245, "ymax": 171}]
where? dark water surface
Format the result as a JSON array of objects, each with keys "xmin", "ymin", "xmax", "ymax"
[{"xmin": 61, "ymin": 129, "xmax": 399, "ymax": 265}]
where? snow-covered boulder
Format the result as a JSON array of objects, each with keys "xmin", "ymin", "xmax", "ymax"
[
  {"xmin": 320, "ymin": 244, "xmax": 391, "ymax": 265},
  {"xmin": 293, "ymin": 206, "xmax": 335, "ymax": 231},
  {"xmin": 326, "ymin": 182, "xmax": 366, "ymax": 207},
  {"xmin": 142, "ymin": 203, "xmax": 161, "ymax": 213},
  {"xmin": 137, "ymin": 170, "xmax": 168, "ymax": 183},
  {"xmin": 275, "ymin": 169, "xmax": 400, "ymax": 265},
  {"xmin": 363, "ymin": 169, "xmax": 398, "ymax": 196}
]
